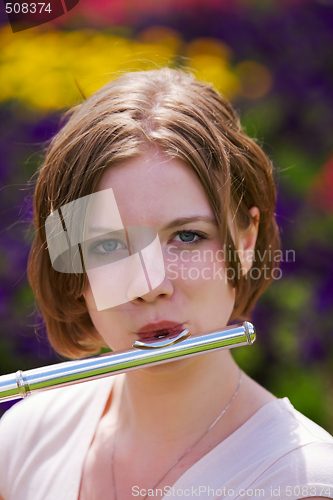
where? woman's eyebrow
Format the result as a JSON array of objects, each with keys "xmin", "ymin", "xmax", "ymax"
[
  {"xmin": 87, "ymin": 227, "xmax": 124, "ymax": 235},
  {"xmin": 161, "ymin": 216, "xmax": 218, "ymax": 231},
  {"xmin": 87, "ymin": 216, "xmax": 218, "ymax": 234}
]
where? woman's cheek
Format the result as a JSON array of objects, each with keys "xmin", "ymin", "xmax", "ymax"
[{"xmin": 165, "ymin": 247, "xmax": 229, "ymax": 286}]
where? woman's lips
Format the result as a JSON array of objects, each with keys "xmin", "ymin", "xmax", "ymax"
[{"xmin": 136, "ymin": 321, "xmax": 185, "ymax": 340}]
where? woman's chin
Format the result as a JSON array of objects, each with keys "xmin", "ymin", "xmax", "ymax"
[{"xmin": 138, "ymin": 357, "xmax": 195, "ymax": 376}]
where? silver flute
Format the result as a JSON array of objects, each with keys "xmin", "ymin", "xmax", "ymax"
[{"xmin": 0, "ymin": 322, "xmax": 255, "ymax": 403}]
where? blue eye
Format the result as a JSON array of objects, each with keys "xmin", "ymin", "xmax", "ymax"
[
  {"xmin": 101, "ymin": 240, "xmax": 119, "ymax": 252},
  {"xmin": 178, "ymin": 232, "xmax": 197, "ymax": 242},
  {"xmin": 173, "ymin": 230, "xmax": 206, "ymax": 245},
  {"xmin": 89, "ymin": 239, "xmax": 127, "ymax": 255}
]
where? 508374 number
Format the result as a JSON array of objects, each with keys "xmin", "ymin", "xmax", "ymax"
[
  {"xmin": 5, "ymin": 3, "xmax": 52, "ymax": 13},
  {"xmin": 286, "ymin": 485, "xmax": 332, "ymax": 497}
]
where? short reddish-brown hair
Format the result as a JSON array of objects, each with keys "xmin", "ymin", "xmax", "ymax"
[{"xmin": 28, "ymin": 67, "xmax": 280, "ymax": 359}]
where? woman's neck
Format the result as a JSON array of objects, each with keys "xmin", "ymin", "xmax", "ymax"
[{"xmin": 116, "ymin": 349, "xmax": 241, "ymax": 441}]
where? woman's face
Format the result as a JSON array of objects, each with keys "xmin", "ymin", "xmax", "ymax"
[{"xmin": 83, "ymin": 150, "xmax": 236, "ymax": 354}]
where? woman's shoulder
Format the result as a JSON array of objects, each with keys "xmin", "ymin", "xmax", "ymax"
[
  {"xmin": 0, "ymin": 377, "xmax": 114, "ymax": 499},
  {"xmin": 189, "ymin": 398, "xmax": 333, "ymax": 498},
  {"xmin": 239, "ymin": 398, "xmax": 333, "ymax": 494},
  {"xmin": 251, "ymin": 400, "xmax": 333, "ymax": 498},
  {"xmin": 239, "ymin": 396, "xmax": 333, "ymax": 458},
  {"xmin": 261, "ymin": 397, "xmax": 333, "ymax": 443},
  {"xmin": 0, "ymin": 376, "xmax": 114, "ymax": 433},
  {"xmin": 234, "ymin": 375, "xmax": 333, "ymax": 450}
]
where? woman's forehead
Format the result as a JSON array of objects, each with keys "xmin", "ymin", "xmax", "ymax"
[{"xmin": 96, "ymin": 152, "xmax": 215, "ymax": 229}]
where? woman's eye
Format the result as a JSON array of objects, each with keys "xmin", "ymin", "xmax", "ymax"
[
  {"xmin": 91, "ymin": 239, "xmax": 127, "ymax": 254},
  {"xmin": 173, "ymin": 231, "xmax": 204, "ymax": 244}
]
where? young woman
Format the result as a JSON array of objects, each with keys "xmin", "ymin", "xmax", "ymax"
[{"xmin": 0, "ymin": 68, "xmax": 332, "ymax": 500}]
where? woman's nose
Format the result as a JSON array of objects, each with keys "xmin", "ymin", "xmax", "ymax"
[
  {"xmin": 128, "ymin": 274, "xmax": 174, "ymax": 303},
  {"xmin": 127, "ymin": 237, "xmax": 172, "ymax": 303}
]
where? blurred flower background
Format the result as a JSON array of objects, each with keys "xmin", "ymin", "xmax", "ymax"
[{"xmin": 0, "ymin": 0, "xmax": 333, "ymax": 430}]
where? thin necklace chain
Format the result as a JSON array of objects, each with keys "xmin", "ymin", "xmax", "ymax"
[{"xmin": 111, "ymin": 369, "xmax": 242, "ymax": 500}]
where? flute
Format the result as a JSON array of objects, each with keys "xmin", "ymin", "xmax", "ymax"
[{"xmin": 0, "ymin": 322, "xmax": 255, "ymax": 403}]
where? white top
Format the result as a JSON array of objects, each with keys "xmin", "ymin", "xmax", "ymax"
[{"xmin": 0, "ymin": 375, "xmax": 333, "ymax": 500}]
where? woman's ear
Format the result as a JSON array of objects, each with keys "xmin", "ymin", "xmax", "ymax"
[{"xmin": 237, "ymin": 207, "xmax": 260, "ymax": 276}]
